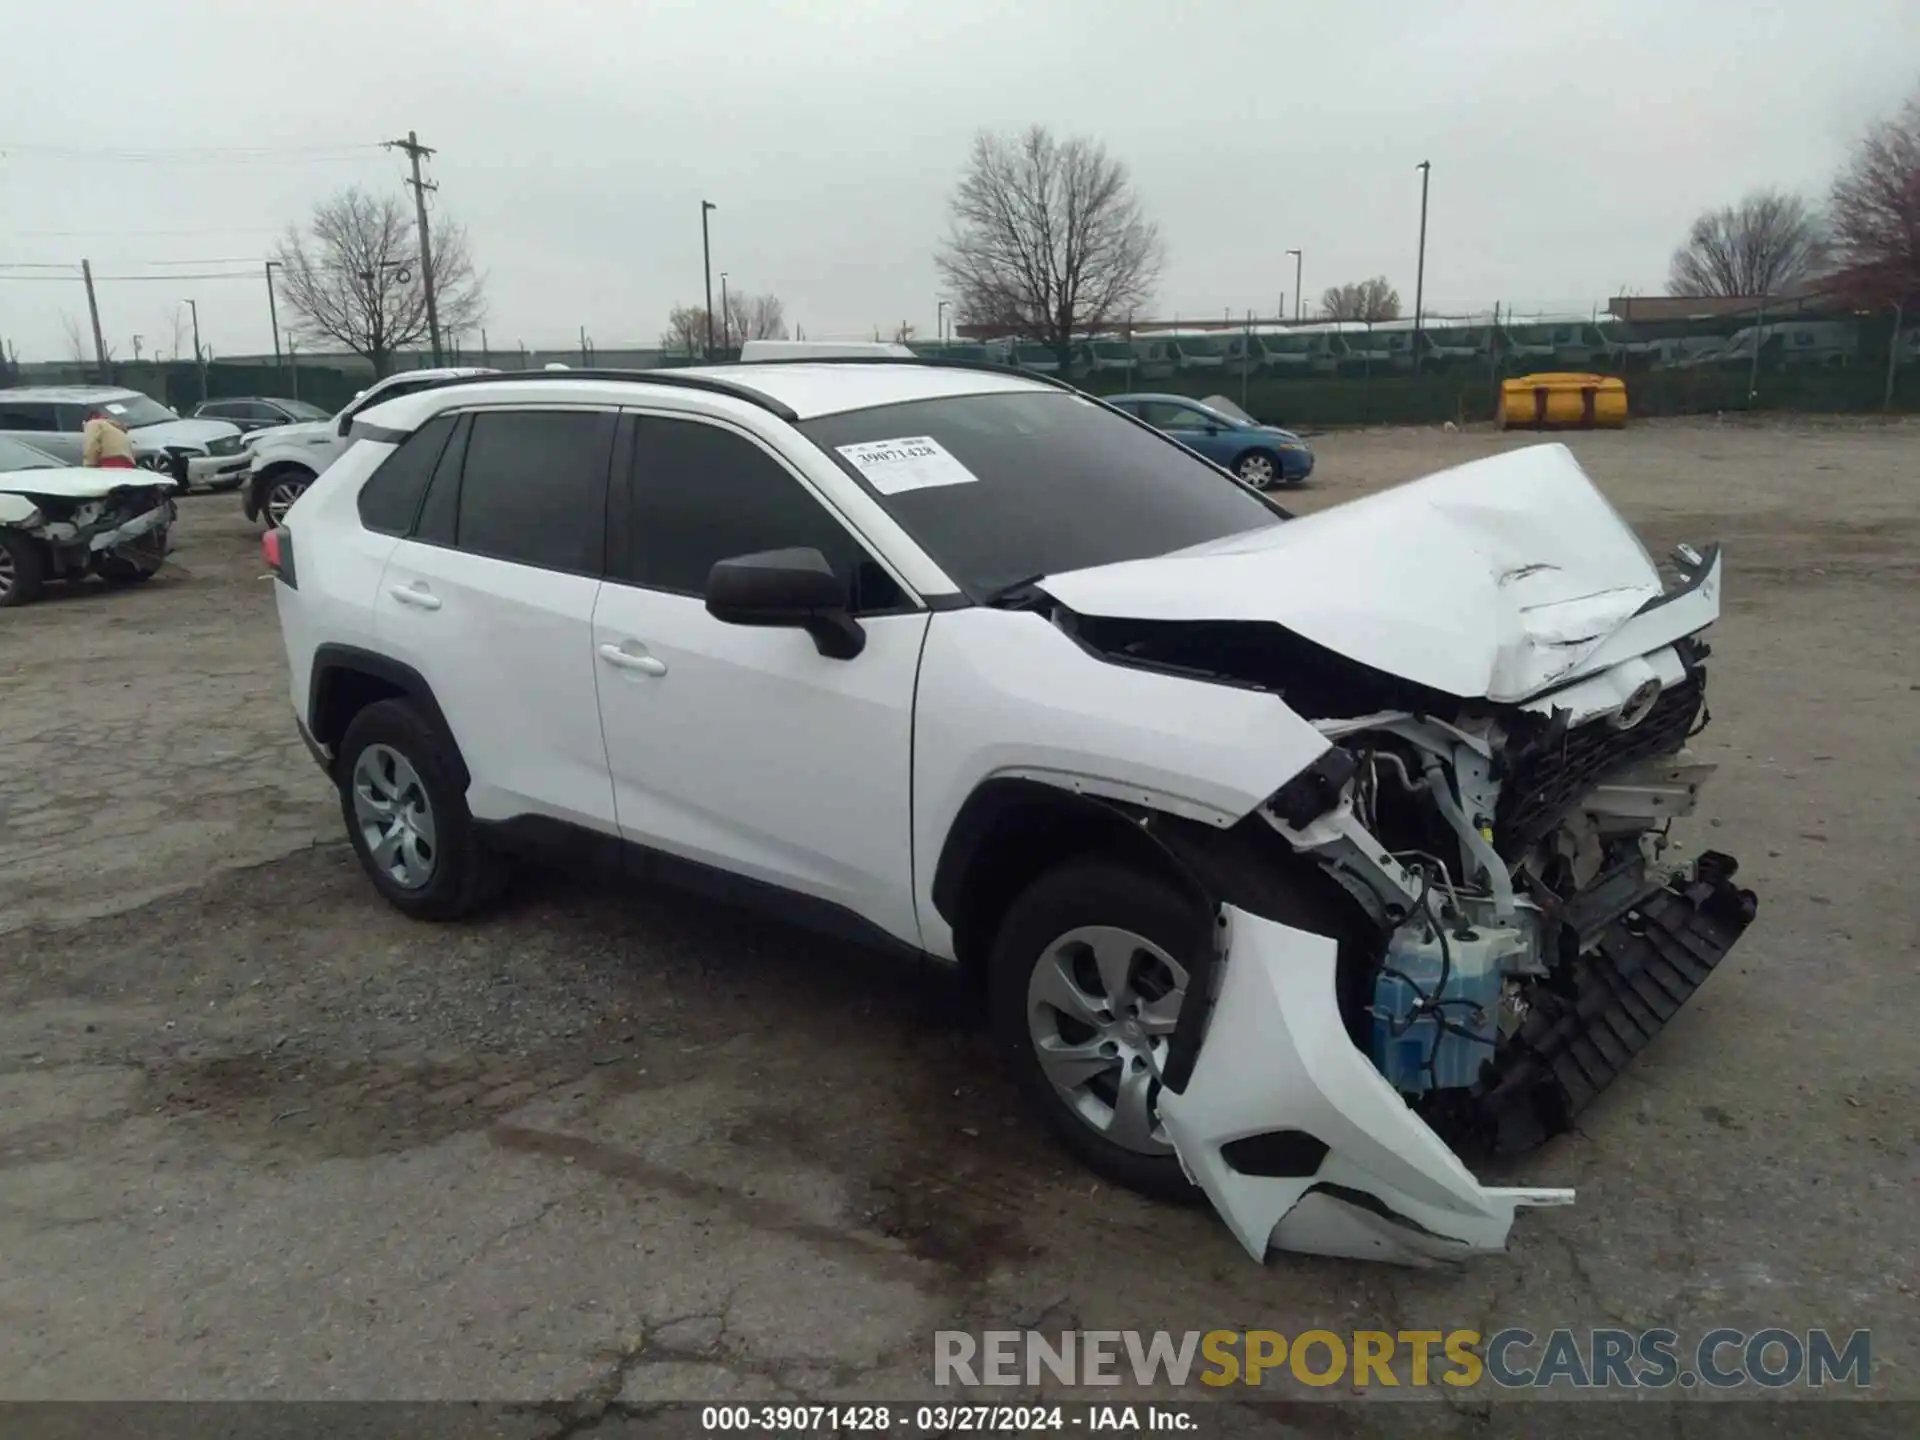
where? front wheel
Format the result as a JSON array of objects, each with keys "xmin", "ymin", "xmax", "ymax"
[
  {"xmin": 335, "ymin": 699, "xmax": 506, "ymax": 921},
  {"xmin": 0, "ymin": 530, "xmax": 46, "ymax": 607},
  {"xmin": 259, "ymin": 470, "xmax": 314, "ymax": 528},
  {"xmin": 989, "ymin": 860, "xmax": 1213, "ymax": 1201},
  {"xmin": 1233, "ymin": 450, "xmax": 1280, "ymax": 489}
]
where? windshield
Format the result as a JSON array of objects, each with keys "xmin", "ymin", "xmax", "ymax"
[
  {"xmin": 93, "ymin": 394, "xmax": 180, "ymax": 429},
  {"xmin": 1173, "ymin": 335, "xmax": 1222, "ymax": 357},
  {"xmin": 0, "ymin": 436, "xmax": 61, "ymax": 472},
  {"xmin": 802, "ymin": 391, "xmax": 1281, "ymax": 599},
  {"xmin": 1262, "ymin": 334, "xmax": 1313, "ymax": 354},
  {"xmin": 1090, "ymin": 342, "xmax": 1134, "ymax": 360}
]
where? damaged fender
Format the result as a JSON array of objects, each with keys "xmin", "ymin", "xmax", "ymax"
[
  {"xmin": 1158, "ymin": 906, "xmax": 1572, "ymax": 1266},
  {"xmin": 0, "ymin": 493, "xmax": 42, "ymax": 528}
]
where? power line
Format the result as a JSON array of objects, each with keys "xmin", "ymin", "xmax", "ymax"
[
  {"xmin": 0, "ymin": 142, "xmax": 379, "ymax": 163},
  {"xmin": 0, "ymin": 271, "xmax": 260, "ymax": 282}
]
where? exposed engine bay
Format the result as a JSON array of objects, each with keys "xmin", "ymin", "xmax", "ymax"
[
  {"xmin": 0, "ymin": 481, "xmax": 175, "ymax": 586},
  {"xmin": 1049, "ymin": 528, "xmax": 1758, "ymax": 1264}
]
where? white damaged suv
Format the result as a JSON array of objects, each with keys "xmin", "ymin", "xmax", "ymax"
[{"xmin": 267, "ymin": 357, "xmax": 1757, "ymax": 1266}]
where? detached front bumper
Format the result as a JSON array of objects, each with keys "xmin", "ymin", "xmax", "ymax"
[
  {"xmin": 1158, "ymin": 853, "xmax": 1756, "ymax": 1267},
  {"xmin": 1159, "ymin": 908, "xmax": 1572, "ymax": 1266}
]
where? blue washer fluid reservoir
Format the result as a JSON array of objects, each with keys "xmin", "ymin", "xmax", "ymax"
[{"xmin": 1371, "ymin": 919, "xmax": 1509, "ymax": 1095}]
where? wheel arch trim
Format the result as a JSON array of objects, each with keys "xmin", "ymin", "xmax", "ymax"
[{"xmin": 307, "ymin": 643, "xmax": 470, "ymax": 790}]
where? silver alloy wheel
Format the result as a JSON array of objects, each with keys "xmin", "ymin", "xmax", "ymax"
[
  {"xmin": 1026, "ymin": 925, "xmax": 1190, "ymax": 1155},
  {"xmin": 1236, "ymin": 452, "xmax": 1278, "ymax": 488},
  {"xmin": 0, "ymin": 544, "xmax": 15, "ymax": 602},
  {"xmin": 351, "ymin": 743, "xmax": 438, "ymax": 890},
  {"xmin": 265, "ymin": 476, "xmax": 309, "ymax": 526}
]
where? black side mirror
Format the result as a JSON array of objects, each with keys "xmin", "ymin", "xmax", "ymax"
[{"xmin": 704, "ymin": 547, "xmax": 866, "ymax": 660}]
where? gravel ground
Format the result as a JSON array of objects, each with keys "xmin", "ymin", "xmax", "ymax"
[{"xmin": 0, "ymin": 418, "xmax": 1914, "ymax": 1422}]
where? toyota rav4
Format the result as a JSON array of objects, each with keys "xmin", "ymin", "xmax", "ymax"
[{"xmin": 266, "ymin": 359, "xmax": 1757, "ymax": 1266}]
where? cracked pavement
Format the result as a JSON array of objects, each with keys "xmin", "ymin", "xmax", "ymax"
[{"xmin": 0, "ymin": 420, "xmax": 1914, "ymax": 1420}]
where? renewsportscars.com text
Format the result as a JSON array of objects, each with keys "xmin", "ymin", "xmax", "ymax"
[{"xmin": 934, "ymin": 1328, "xmax": 1872, "ymax": 1390}]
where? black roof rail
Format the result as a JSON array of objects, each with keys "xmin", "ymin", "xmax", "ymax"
[{"xmin": 413, "ymin": 367, "xmax": 801, "ymax": 423}]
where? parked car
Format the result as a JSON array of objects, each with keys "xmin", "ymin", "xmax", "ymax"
[
  {"xmin": 241, "ymin": 367, "xmax": 495, "ymax": 527},
  {"xmin": 192, "ymin": 396, "xmax": 332, "ymax": 433},
  {"xmin": 1106, "ymin": 392, "xmax": 1313, "ymax": 488},
  {"xmin": 0, "ymin": 385, "xmax": 247, "ymax": 492},
  {"xmin": 0, "ymin": 434, "xmax": 176, "ymax": 606},
  {"xmin": 266, "ymin": 357, "xmax": 1755, "ymax": 1266}
]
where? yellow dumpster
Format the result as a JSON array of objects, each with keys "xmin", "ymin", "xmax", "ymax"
[{"xmin": 1497, "ymin": 372, "xmax": 1628, "ymax": 430}]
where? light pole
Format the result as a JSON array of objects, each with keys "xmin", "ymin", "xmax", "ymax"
[
  {"xmin": 1286, "ymin": 249, "xmax": 1302, "ymax": 321},
  {"xmin": 720, "ymin": 272, "xmax": 731, "ymax": 353},
  {"xmin": 1413, "ymin": 161, "xmax": 1431, "ymax": 369},
  {"xmin": 700, "ymin": 200, "xmax": 717, "ymax": 356},
  {"xmin": 184, "ymin": 298, "xmax": 206, "ymax": 404},
  {"xmin": 264, "ymin": 260, "xmax": 284, "ymax": 393},
  {"xmin": 937, "ymin": 299, "xmax": 950, "ymax": 345}
]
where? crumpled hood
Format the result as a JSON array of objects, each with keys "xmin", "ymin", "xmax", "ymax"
[
  {"xmin": 1, "ymin": 465, "xmax": 175, "ymax": 500},
  {"xmin": 1039, "ymin": 443, "xmax": 1703, "ymax": 702}
]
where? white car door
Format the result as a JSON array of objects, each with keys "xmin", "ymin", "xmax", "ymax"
[
  {"xmin": 590, "ymin": 411, "xmax": 927, "ymax": 948},
  {"xmin": 373, "ymin": 405, "xmax": 619, "ymax": 832}
]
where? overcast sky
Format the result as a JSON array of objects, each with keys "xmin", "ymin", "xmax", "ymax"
[{"xmin": 3, "ymin": 0, "xmax": 1915, "ymax": 363}]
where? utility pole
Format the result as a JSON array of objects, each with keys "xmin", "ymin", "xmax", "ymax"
[
  {"xmin": 700, "ymin": 201, "xmax": 717, "ymax": 356},
  {"xmin": 1286, "ymin": 249, "xmax": 1302, "ymax": 322},
  {"xmin": 185, "ymin": 298, "xmax": 206, "ymax": 404},
  {"xmin": 937, "ymin": 299, "xmax": 950, "ymax": 344},
  {"xmin": 384, "ymin": 130, "xmax": 443, "ymax": 364},
  {"xmin": 81, "ymin": 259, "xmax": 111, "ymax": 382},
  {"xmin": 720, "ymin": 272, "xmax": 731, "ymax": 352},
  {"xmin": 480, "ymin": 328, "xmax": 490, "ymax": 368},
  {"xmin": 286, "ymin": 333, "xmax": 299, "ymax": 400},
  {"xmin": 132, "ymin": 335, "xmax": 144, "ymax": 363},
  {"xmin": 264, "ymin": 260, "xmax": 285, "ymax": 393},
  {"xmin": 1413, "ymin": 162, "xmax": 1431, "ymax": 371}
]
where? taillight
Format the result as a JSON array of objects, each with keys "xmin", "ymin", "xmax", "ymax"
[{"xmin": 263, "ymin": 526, "xmax": 297, "ymax": 588}]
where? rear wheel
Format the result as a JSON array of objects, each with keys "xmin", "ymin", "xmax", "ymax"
[
  {"xmin": 0, "ymin": 531, "xmax": 46, "ymax": 607},
  {"xmin": 989, "ymin": 860, "xmax": 1212, "ymax": 1201},
  {"xmin": 335, "ymin": 698, "xmax": 506, "ymax": 920}
]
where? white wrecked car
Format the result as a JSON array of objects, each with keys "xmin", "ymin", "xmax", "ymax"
[
  {"xmin": 0, "ymin": 436, "xmax": 176, "ymax": 607},
  {"xmin": 267, "ymin": 360, "xmax": 1757, "ymax": 1266}
]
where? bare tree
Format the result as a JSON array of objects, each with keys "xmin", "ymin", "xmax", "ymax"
[
  {"xmin": 662, "ymin": 293, "xmax": 787, "ymax": 356},
  {"xmin": 59, "ymin": 312, "xmax": 90, "ymax": 365},
  {"xmin": 1667, "ymin": 189, "xmax": 1827, "ymax": 297},
  {"xmin": 729, "ymin": 292, "xmax": 788, "ymax": 343},
  {"xmin": 661, "ymin": 304, "xmax": 711, "ymax": 357},
  {"xmin": 936, "ymin": 125, "xmax": 1163, "ymax": 361},
  {"xmin": 1829, "ymin": 90, "xmax": 1920, "ymax": 307},
  {"xmin": 1829, "ymin": 88, "xmax": 1920, "ymax": 406},
  {"xmin": 1319, "ymin": 278, "xmax": 1401, "ymax": 322},
  {"xmin": 892, "ymin": 321, "xmax": 917, "ymax": 344},
  {"xmin": 272, "ymin": 186, "xmax": 486, "ymax": 377}
]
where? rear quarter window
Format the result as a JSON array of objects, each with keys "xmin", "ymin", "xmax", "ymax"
[{"xmin": 356, "ymin": 413, "xmax": 458, "ymax": 535}]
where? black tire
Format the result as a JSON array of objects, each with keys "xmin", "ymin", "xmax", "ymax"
[
  {"xmin": 988, "ymin": 859, "xmax": 1212, "ymax": 1202},
  {"xmin": 1232, "ymin": 449, "xmax": 1282, "ymax": 490},
  {"xmin": 335, "ymin": 698, "xmax": 506, "ymax": 921},
  {"xmin": 0, "ymin": 529, "xmax": 46, "ymax": 608}
]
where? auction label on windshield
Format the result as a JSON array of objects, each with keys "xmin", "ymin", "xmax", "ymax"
[{"xmin": 835, "ymin": 436, "xmax": 980, "ymax": 495}]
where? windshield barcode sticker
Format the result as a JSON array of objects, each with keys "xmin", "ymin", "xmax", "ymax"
[{"xmin": 835, "ymin": 436, "xmax": 980, "ymax": 495}]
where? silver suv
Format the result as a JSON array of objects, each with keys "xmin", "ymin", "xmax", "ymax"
[{"xmin": 0, "ymin": 385, "xmax": 248, "ymax": 491}]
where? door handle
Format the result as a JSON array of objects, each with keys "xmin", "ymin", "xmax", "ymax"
[
  {"xmin": 389, "ymin": 583, "xmax": 441, "ymax": 611},
  {"xmin": 597, "ymin": 643, "xmax": 667, "ymax": 676}
]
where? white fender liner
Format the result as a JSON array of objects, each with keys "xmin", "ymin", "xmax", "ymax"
[{"xmin": 1158, "ymin": 907, "xmax": 1573, "ymax": 1267}]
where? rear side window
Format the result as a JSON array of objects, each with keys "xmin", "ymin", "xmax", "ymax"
[
  {"xmin": 453, "ymin": 409, "xmax": 614, "ymax": 574},
  {"xmin": 627, "ymin": 416, "xmax": 905, "ymax": 611},
  {"xmin": 0, "ymin": 403, "xmax": 56, "ymax": 431},
  {"xmin": 357, "ymin": 413, "xmax": 457, "ymax": 535}
]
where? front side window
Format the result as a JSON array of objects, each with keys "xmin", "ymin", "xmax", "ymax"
[
  {"xmin": 627, "ymin": 416, "xmax": 904, "ymax": 612},
  {"xmin": 803, "ymin": 390, "xmax": 1279, "ymax": 600},
  {"xmin": 451, "ymin": 409, "xmax": 614, "ymax": 575}
]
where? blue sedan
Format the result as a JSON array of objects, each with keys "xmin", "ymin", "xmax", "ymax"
[{"xmin": 1106, "ymin": 393, "xmax": 1313, "ymax": 489}]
